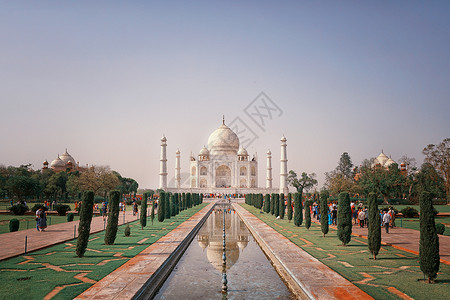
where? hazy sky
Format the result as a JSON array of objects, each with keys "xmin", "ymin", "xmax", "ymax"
[{"xmin": 1, "ymin": 1, "xmax": 449, "ymax": 190}]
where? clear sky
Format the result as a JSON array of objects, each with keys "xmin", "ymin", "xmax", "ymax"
[{"xmin": 1, "ymin": 1, "xmax": 449, "ymax": 190}]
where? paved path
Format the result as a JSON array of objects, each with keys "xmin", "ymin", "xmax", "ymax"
[
  {"xmin": 76, "ymin": 202, "xmax": 214, "ymax": 299},
  {"xmin": 311, "ymin": 217, "xmax": 450, "ymax": 265},
  {"xmin": 0, "ymin": 210, "xmax": 142, "ymax": 261},
  {"xmin": 233, "ymin": 204, "xmax": 372, "ymax": 300}
]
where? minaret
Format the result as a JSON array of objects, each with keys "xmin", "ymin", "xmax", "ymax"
[
  {"xmin": 175, "ymin": 149, "xmax": 181, "ymax": 189},
  {"xmin": 159, "ymin": 135, "xmax": 168, "ymax": 189},
  {"xmin": 266, "ymin": 150, "xmax": 272, "ymax": 189},
  {"xmin": 280, "ymin": 135, "xmax": 288, "ymax": 194}
]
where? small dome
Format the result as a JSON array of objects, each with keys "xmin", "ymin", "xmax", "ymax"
[
  {"xmin": 161, "ymin": 135, "xmax": 167, "ymax": 142},
  {"xmin": 199, "ymin": 146, "xmax": 210, "ymax": 156},
  {"xmin": 385, "ymin": 158, "xmax": 396, "ymax": 167},
  {"xmin": 267, "ymin": 149, "xmax": 271, "ymax": 155},
  {"xmin": 237, "ymin": 147, "xmax": 248, "ymax": 156},
  {"xmin": 372, "ymin": 151, "xmax": 389, "ymax": 167},
  {"xmin": 59, "ymin": 149, "xmax": 76, "ymax": 165},
  {"xmin": 43, "ymin": 160, "xmax": 49, "ymax": 165},
  {"xmin": 50, "ymin": 156, "xmax": 66, "ymax": 168},
  {"xmin": 207, "ymin": 120, "xmax": 239, "ymax": 156},
  {"xmin": 281, "ymin": 135, "xmax": 287, "ymax": 142},
  {"xmin": 176, "ymin": 148, "xmax": 180, "ymax": 155}
]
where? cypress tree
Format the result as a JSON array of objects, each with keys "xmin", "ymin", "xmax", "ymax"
[
  {"xmin": 186, "ymin": 193, "xmax": 190, "ymax": 208},
  {"xmin": 151, "ymin": 200, "xmax": 155, "ymax": 225},
  {"xmin": 104, "ymin": 190, "xmax": 120, "ymax": 245},
  {"xmin": 337, "ymin": 192, "xmax": 352, "ymax": 246},
  {"xmin": 76, "ymin": 191, "xmax": 94, "ymax": 257},
  {"xmin": 181, "ymin": 192, "xmax": 186, "ymax": 210},
  {"xmin": 175, "ymin": 193, "xmax": 179, "ymax": 215},
  {"xmin": 320, "ymin": 191, "xmax": 329, "ymax": 237},
  {"xmin": 140, "ymin": 192, "xmax": 147, "ymax": 229},
  {"xmin": 287, "ymin": 193, "xmax": 293, "ymax": 222},
  {"xmin": 170, "ymin": 194, "xmax": 176, "ymax": 216},
  {"xmin": 264, "ymin": 194, "xmax": 270, "ymax": 213},
  {"xmin": 305, "ymin": 200, "xmax": 311, "ymax": 230},
  {"xmin": 200, "ymin": 193, "xmax": 203, "ymax": 204},
  {"xmin": 279, "ymin": 193, "xmax": 285, "ymax": 219},
  {"xmin": 294, "ymin": 192, "xmax": 302, "ymax": 226},
  {"xmin": 158, "ymin": 191, "xmax": 165, "ymax": 222},
  {"xmin": 165, "ymin": 193, "xmax": 171, "ymax": 219},
  {"xmin": 367, "ymin": 192, "xmax": 381, "ymax": 259},
  {"xmin": 270, "ymin": 193, "xmax": 275, "ymax": 215},
  {"xmin": 419, "ymin": 191, "xmax": 440, "ymax": 283},
  {"xmin": 259, "ymin": 194, "xmax": 264, "ymax": 209},
  {"xmin": 274, "ymin": 194, "xmax": 280, "ymax": 217}
]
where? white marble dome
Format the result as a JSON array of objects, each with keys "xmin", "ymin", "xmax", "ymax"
[
  {"xmin": 207, "ymin": 121, "xmax": 239, "ymax": 155},
  {"xmin": 237, "ymin": 147, "xmax": 248, "ymax": 156},
  {"xmin": 199, "ymin": 146, "xmax": 210, "ymax": 156},
  {"xmin": 50, "ymin": 156, "xmax": 66, "ymax": 168},
  {"xmin": 59, "ymin": 149, "xmax": 76, "ymax": 165}
]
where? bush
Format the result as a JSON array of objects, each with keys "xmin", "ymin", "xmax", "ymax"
[
  {"xmin": 436, "ymin": 223, "xmax": 445, "ymax": 235},
  {"xmin": 9, "ymin": 204, "xmax": 29, "ymax": 215},
  {"xmin": 401, "ymin": 207, "xmax": 419, "ymax": 218},
  {"xmin": 419, "ymin": 191, "xmax": 440, "ymax": 283},
  {"xmin": 76, "ymin": 191, "xmax": 94, "ymax": 257},
  {"xmin": 264, "ymin": 194, "xmax": 270, "ymax": 213},
  {"xmin": 305, "ymin": 200, "xmax": 311, "ymax": 230},
  {"xmin": 294, "ymin": 192, "xmax": 303, "ymax": 226},
  {"xmin": 54, "ymin": 204, "xmax": 71, "ymax": 216},
  {"xmin": 320, "ymin": 191, "xmax": 329, "ymax": 237},
  {"xmin": 287, "ymin": 194, "xmax": 293, "ymax": 221},
  {"xmin": 124, "ymin": 224, "xmax": 131, "ymax": 237},
  {"xmin": 337, "ymin": 192, "xmax": 352, "ymax": 246},
  {"xmin": 67, "ymin": 212, "xmax": 74, "ymax": 222},
  {"xmin": 158, "ymin": 192, "xmax": 165, "ymax": 222},
  {"xmin": 32, "ymin": 203, "xmax": 45, "ymax": 213},
  {"xmin": 104, "ymin": 190, "xmax": 120, "ymax": 245},
  {"xmin": 9, "ymin": 219, "xmax": 20, "ymax": 232},
  {"xmin": 140, "ymin": 193, "xmax": 147, "ymax": 229},
  {"xmin": 368, "ymin": 193, "xmax": 381, "ymax": 259}
]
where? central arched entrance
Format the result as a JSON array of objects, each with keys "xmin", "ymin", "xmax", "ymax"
[{"xmin": 215, "ymin": 165, "xmax": 231, "ymax": 188}]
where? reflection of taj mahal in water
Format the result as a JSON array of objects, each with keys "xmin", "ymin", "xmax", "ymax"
[
  {"xmin": 197, "ymin": 208, "xmax": 250, "ymax": 270},
  {"xmin": 159, "ymin": 117, "xmax": 289, "ymax": 194}
]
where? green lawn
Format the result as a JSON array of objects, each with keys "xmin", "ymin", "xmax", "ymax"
[
  {"xmin": 241, "ymin": 204, "xmax": 450, "ymax": 300},
  {"xmin": 0, "ymin": 214, "xmax": 83, "ymax": 234},
  {"xmin": 379, "ymin": 204, "xmax": 450, "ymax": 213},
  {"xmin": 396, "ymin": 217, "xmax": 450, "ymax": 236},
  {"xmin": 0, "ymin": 203, "xmax": 207, "ymax": 300}
]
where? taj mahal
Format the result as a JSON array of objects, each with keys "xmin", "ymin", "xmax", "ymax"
[{"xmin": 159, "ymin": 117, "xmax": 289, "ymax": 195}]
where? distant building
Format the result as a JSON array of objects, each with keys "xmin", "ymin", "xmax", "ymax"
[
  {"xmin": 354, "ymin": 151, "xmax": 407, "ymax": 181},
  {"xmin": 42, "ymin": 149, "xmax": 86, "ymax": 173}
]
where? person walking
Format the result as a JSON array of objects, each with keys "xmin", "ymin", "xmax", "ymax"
[
  {"xmin": 358, "ymin": 209, "xmax": 366, "ymax": 228},
  {"xmin": 382, "ymin": 210, "xmax": 391, "ymax": 233},
  {"xmin": 37, "ymin": 207, "xmax": 47, "ymax": 232},
  {"xmin": 36, "ymin": 207, "xmax": 42, "ymax": 231}
]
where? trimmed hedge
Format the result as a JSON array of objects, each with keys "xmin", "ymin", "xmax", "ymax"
[
  {"xmin": 9, "ymin": 219, "xmax": 20, "ymax": 232},
  {"xmin": 104, "ymin": 190, "xmax": 120, "ymax": 245},
  {"xmin": 76, "ymin": 191, "xmax": 94, "ymax": 257}
]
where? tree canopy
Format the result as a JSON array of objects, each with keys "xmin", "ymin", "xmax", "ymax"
[{"xmin": 287, "ymin": 170, "xmax": 317, "ymax": 193}]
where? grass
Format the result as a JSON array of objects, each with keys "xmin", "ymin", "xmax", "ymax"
[
  {"xmin": 396, "ymin": 217, "xmax": 450, "ymax": 236},
  {"xmin": 379, "ymin": 204, "xmax": 450, "ymax": 213},
  {"xmin": 241, "ymin": 204, "xmax": 450, "ymax": 300},
  {"xmin": 0, "ymin": 203, "xmax": 208, "ymax": 300},
  {"xmin": 0, "ymin": 215, "xmax": 82, "ymax": 234}
]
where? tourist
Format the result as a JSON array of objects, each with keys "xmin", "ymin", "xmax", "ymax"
[
  {"xmin": 133, "ymin": 202, "xmax": 138, "ymax": 216},
  {"xmin": 363, "ymin": 207, "xmax": 368, "ymax": 226},
  {"xmin": 37, "ymin": 207, "xmax": 47, "ymax": 232},
  {"xmin": 102, "ymin": 202, "xmax": 107, "ymax": 221},
  {"xmin": 358, "ymin": 209, "xmax": 365, "ymax": 228},
  {"xmin": 331, "ymin": 207, "xmax": 337, "ymax": 225},
  {"xmin": 382, "ymin": 211, "xmax": 391, "ymax": 234},
  {"xmin": 36, "ymin": 207, "xmax": 42, "ymax": 231}
]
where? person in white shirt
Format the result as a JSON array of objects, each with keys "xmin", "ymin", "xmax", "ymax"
[{"xmin": 382, "ymin": 211, "xmax": 391, "ymax": 233}]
